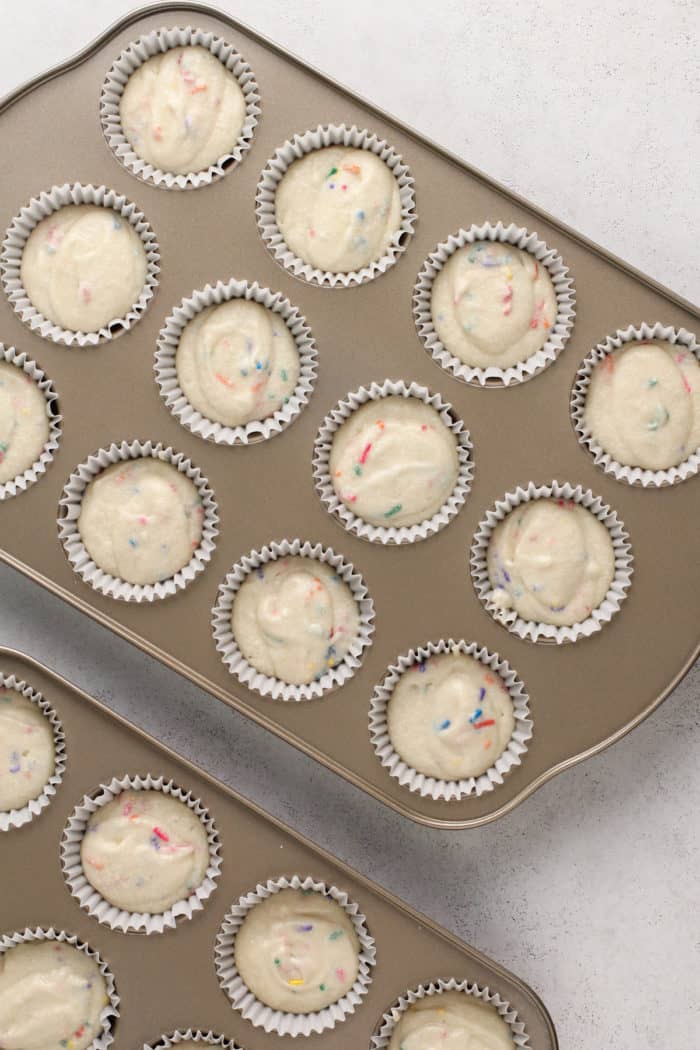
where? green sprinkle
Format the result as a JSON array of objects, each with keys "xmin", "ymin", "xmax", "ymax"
[
  {"xmin": 274, "ymin": 958, "xmax": 281, "ymax": 966},
  {"xmin": 326, "ymin": 166, "xmax": 338, "ymax": 178},
  {"xmin": 319, "ymin": 983, "xmax": 326, "ymax": 991},
  {"xmin": 328, "ymin": 930, "xmax": 344, "ymax": 941},
  {"xmin": 353, "ymin": 464, "xmax": 362, "ymax": 476},
  {"xmin": 384, "ymin": 504, "xmax": 402, "ymax": 518},
  {"xmin": 280, "ymin": 369, "xmax": 288, "ymax": 381},
  {"xmin": 647, "ymin": 377, "xmax": 658, "ymax": 387}
]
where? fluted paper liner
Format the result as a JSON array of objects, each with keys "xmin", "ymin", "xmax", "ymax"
[
  {"xmin": 413, "ymin": 221, "xmax": 575, "ymax": 387},
  {"xmin": 313, "ymin": 379, "xmax": 474, "ymax": 544},
  {"xmin": 470, "ymin": 481, "xmax": 633, "ymax": 644},
  {"xmin": 155, "ymin": 278, "xmax": 317, "ymax": 444},
  {"xmin": 369, "ymin": 639, "xmax": 532, "ymax": 800},
  {"xmin": 101, "ymin": 25, "xmax": 261, "ymax": 191},
  {"xmin": 0, "ymin": 672, "xmax": 66, "ymax": 832},
  {"xmin": 0, "ymin": 343, "xmax": 61, "ymax": 500},
  {"xmin": 60, "ymin": 773, "xmax": 222, "ymax": 935},
  {"xmin": 214, "ymin": 873, "xmax": 376, "ymax": 1037},
  {"xmin": 145, "ymin": 1030, "xmax": 243, "ymax": 1050},
  {"xmin": 0, "ymin": 927, "xmax": 119, "ymax": 1050},
  {"xmin": 256, "ymin": 124, "xmax": 416, "ymax": 288},
  {"xmin": 1, "ymin": 183, "xmax": 160, "ymax": 347},
  {"xmin": 212, "ymin": 538, "xmax": 374, "ymax": 700},
  {"xmin": 58, "ymin": 440, "xmax": 219, "ymax": 602},
  {"xmin": 571, "ymin": 321, "xmax": 700, "ymax": 487},
  {"xmin": 371, "ymin": 977, "xmax": 529, "ymax": 1049}
]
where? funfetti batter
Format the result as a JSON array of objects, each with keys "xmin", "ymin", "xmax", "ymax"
[
  {"xmin": 176, "ymin": 299, "xmax": 300, "ymax": 426},
  {"xmin": 77, "ymin": 458, "xmax": 203, "ymax": 587},
  {"xmin": 20, "ymin": 205, "xmax": 148, "ymax": 333},
  {"xmin": 431, "ymin": 242, "xmax": 557, "ymax": 370},
  {"xmin": 275, "ymin": 146, "xmax": 402, "ymax": 273},
  {"xmin": 584, "ymin": 340, "xmax": 700, "ymax": 470},
  {"xmin": 81, "ymin": 790, "xmax": 210, "ymax": 914},
  {"xmin": 487, "ymin": 499, "xmax": 615, "ymax": 628},
  {"xmin": 329, "ymin": 396, "xmax": 460, "ymax": 529},
  {"xmin": 120, "ymin": 45, "xmax": 247, "ymax": 175},
  {"xmin": 234, "ymin": 888, "xmax": 360, "ymax": 1013},
  {"xmin": 232, "ymin": 557, "xmax": 360, "ymax": 686},
  {"xmin": 388, "ymin": 991, "xmax": 515, "ymax": 1050},
  {"xmin": 0, "ymin": 941, "xmax": 109, "ymax": 1050},
  {"xmin": 387, "ymin": 653, "xmax": 515, "ymax": 780},
  {"xmin": 0, "ymin": 363, "xmax": 49, "ymax": 485},
  {"xmin": 0, "ymin": 688, "xmax": 55, "ymax": 812}
]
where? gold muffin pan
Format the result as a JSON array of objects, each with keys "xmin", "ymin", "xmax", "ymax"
[
  {"xmin": 0, "ymin": 647, "xmax": 557, "ymax": 1049},
  {"xmin": 0, "ymin": 3, "xmax": 698, "ymax": 829}
]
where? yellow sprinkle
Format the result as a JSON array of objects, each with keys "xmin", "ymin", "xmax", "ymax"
[{"xmin": 288, "ymin": 978, "xmax": 304, "ymax": 986}]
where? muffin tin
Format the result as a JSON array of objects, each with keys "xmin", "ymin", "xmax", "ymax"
[
  {"xmin": 0, "ymin": 3, "xmax": 698, "ymax": 830},
  {"xmin": 0, "ymin": 646, "xmax": 558, "ymax": 1049}
]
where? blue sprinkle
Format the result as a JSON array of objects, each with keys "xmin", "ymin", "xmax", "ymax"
[
  {"xmin": 478, "ymin": 687, "xmax": 486, "ymax": 701},
  {"xmin": 256, "ymin": 567, "xmax": 264, "ymax": 579},
  {"xmin": 9, "ymin": 750, "xmax": 21, "ymax": 773},
  {"xmin": 356, "ymin": 209, "xmax": 365, "ymax": 221},
  {"xmin": 502, "ymin": 569, "xmax": 511, "ymax": 583},
  {"xmin": 435, "ymin": 718, "xmax": 451, "ymax": 732},
  {"xmin": 469, "ymin": 708, "xmax": 483, "ymax": 724},
  {"xmin": 240, "ymin": 368, "xmax": 248, "ymax": 377},
  {"xmin": 255, "ymin": 361, "xmax": 263, "ymax": 371},
  {"xmin": 418, "ymin": 663, "xmax": 427, "ymax": 673},
  {"xmin": 112, "ymin": 217, "xmax": 122, "ymax": 230},
  {"xmin": 128, "ymin": 537, "xmax": 138, "ymax": 549}
]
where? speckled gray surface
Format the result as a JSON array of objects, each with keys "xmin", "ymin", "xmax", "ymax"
[{"xmin": 1, "ymin": 4, "xmax": 699, "ymax": 1049}]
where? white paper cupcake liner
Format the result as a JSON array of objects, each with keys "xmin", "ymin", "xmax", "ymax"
[
  {"xmin": 155, "ymin": 277, "xmax": 318, "ymax": 444},
  {"xmin": 371, "ymin": 977, "xmax": 529, "ymax": 1049},
  {"xmin": 1, "ymin": 183, "xmax": 160, "ymax": 347},
  {"xmin": 256, "ymin": 124, "xmax": 416, "ymax": 288},
  {"xmin": 369, "ymin": 639, "xmax": 532, "ymax": 800},
  {"xmin": 313, "ymin": 379, "xmax": 474, "ymax": 544},
  {"xmin": 0, "ymin": 927, "xmax": 119, "ymax": 1050},
  {"xmin": 145, "ymin": 1030, "xmax": 243, "ymax": 1050},
  {"xmin": 413, "ymin": 221, "xmax": 576, "ymax": 387},
  {"xmin": 571, "ymin": 321, "xmax": 700, "ymax": 487},
  {"xmin": 0, "ymin": 672, "xmax": 66, "ymax": 832},
  {"xmin": 60, "ymin": 773, "xmax": 222, "ymax": 935},
  {"xmin": 0, "ymin": 342, "xmax": 61, "ymax": 500},
  {"xmin": 470, "ymin": 480, "xmax": 633, "ymax": 644},
  {"xmin": 101, "ymin": 25, "xmax": 261, "ymax": 191},
  {"xmin": 211, "ymin": 538, "xmax": 374, "ymax": 701},
  {"xmin": 214, "ymin": 873, "xmax": 376, "ymax": 1037},
  {"xmin": 57, "ymin": 440, "xmax": 219, "ymax": 602}
]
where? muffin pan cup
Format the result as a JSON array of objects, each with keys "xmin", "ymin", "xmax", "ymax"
[
  {"xmin": 214, "ymin": 874, "xmax": 376, "ymax": 1037},
  {"xmin": 368, "ymin": 639, "xmax": 532, "ymax": 801},
  {"xmin": 60, "ymin": 773, "xmax": 222, "ymax": 935},
  {"xmin": 413, "ymin": 221, "xmax": 576, "ymax": 387},
  {"xmin": 0, "ymin": 342, "xmax": 61, "ymax": 501},
  {"xmin": 0, "ymin": 183, "xmax": 160, "ymax": 347},
  {"xmin": 470, "ymin": 480, "xmax": 634, "ymax": 645},
  {"xmin": 101, "ymin": 24, "xmax": 261, "ymax": 190},
  {"xmin": 256, "ymin": 123, "xmax": 417, "ymax": 288},
  {"xmin": 0, "ymin": 671, "xmax": 66, "ymax": 832},
  {"xmin": 0, "ymin": 925, "xmax": 120, "ymax": 1050},
  {"xmin": 0, "ymin": 2, "xmax": 697, "ymax": 830},
  {"xmin": 0, "ymin": 647, "xmax": 559, "ymax": 1049},
  {"xmin": 570, "ymin": 321, "xmax": 700, "ymax": 487},
  {"xmin": 155, "ymin": 277, "xmax": 318, "ymax": 445}
]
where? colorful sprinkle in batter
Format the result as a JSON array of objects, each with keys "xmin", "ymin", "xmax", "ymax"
[
  {"xmin": 388, "ymin": 652, "xmax": 515, "ymax": 780},
  {"xmin": 584, "ymin": 340, "xmax": 700, "ymax": 470},
  {"xmin": 0, "ymin": 941, "xmax": 108, "ymax": 1050},
  {"xmin": 431, "ymin": 241, "xmax": 557, "ymax": 370},
  {"xmin": 80, "ymin": 789, "xmax": 210, "ymax": 914},
  {"xmin": 0, "ymin": 362, "xmax": 50, "ymax": 486},
  {"xmin": 275, "ymin": 146, "xmax": 402, "ymax": 273},
  {"xmin": 0, "ymin": 686, "xmax": 55, "ymax": 813},
  {"xmin": 329, "ymin": 396, "xmax": 460, "ymax": 529},
  {"xmin": 234, "ymin": 888, "xmax": 360, "ymax": 1014},
  {"xmin": 386, "ymin": 989, "xmax": 515, "ymax": 1050},
  {"xmin": 232, "ymin": 556, "xmax": 360, "ymax": 685},
  {"xmin": 120, "ymin": 45, "xmax": 247, "ymax": 175}
]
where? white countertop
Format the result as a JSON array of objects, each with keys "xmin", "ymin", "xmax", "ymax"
[{"xmin": 1, "ymin": 4, "xmax": 698, "ymax": 1048}]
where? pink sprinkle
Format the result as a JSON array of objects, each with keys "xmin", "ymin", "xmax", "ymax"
[
  {"xmin": 336, "ymin": 968, "xmax": 346, "ymax": 982},
  {"xmin": 682, "ymin": 374, "xmax": 692, "ymax": 393},
  {"xmin": 502, "ymin": 284, "xmax": 513, "ymax": 315},
  {"xmin": 341, "ymin": 184, "xmax": 348, "ymax": 191},
  {"xmin": 139, "ymin": 515, "xmax": 148, "ymax": 525},
  {"xmin": 80, "ymin": 285, "xmax": 92, "ymax": 304},
  {"xmin": 122, "ymin": 800, "xmax": 133, "ymax": 816},
  {"xmin": 153, "ymin": 124, "xmax": 163, "ymax": 141},
  {"xmin": 359, "ymin": 442, "xmax": 372, "ymax": 464},
  {"xmin": 309, "ymin": 228, "xmax": 316, "ymax": 238},
  {"xmin": 152, "ymin": 826, "xmax": 169, "ymax": 842},
  {"xmin": 420, "ymin": 424, "xmax": 428, "ymax": 431}
]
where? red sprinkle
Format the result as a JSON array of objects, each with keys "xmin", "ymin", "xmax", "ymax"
[
  {"xmin": 153, "ymin": 826, "xmax": 169, "ymax": 842},
  {"xmin": 473, "ymin": 719, "xmax": 496, "ymax": 729},
  {"xmin": 359, "ymin": 442, "xmax": 372, "ymax": 465}
]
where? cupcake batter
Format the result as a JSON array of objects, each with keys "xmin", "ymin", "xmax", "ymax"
[
  {"xmin": 235, "ymin": 888, "xmax": 360, "ymax": 1013},
  {"xmin": 81, "ymin": 790, "xmax": 210, "ymax": 914},
  {"xmin": 388, "ymin": 991, "xmax": 514, "ymax": 1050},
  {"xmin": 120, "ymin": 45, "xmax": 247, "ymax": 175},
  {"xmin": 487, "ymin": 499, "xmax": 615, "ymax": 627},
  {"xmin": 232, "ymin": 557, "xmax": 360, "ymax": 685},
  {"xmin": 0, "ymin": 688, "xmax": 55, "ymax": 812},
  {"xmin": 77, "ymin": 458, "xmax": 204, "ymax": 586},
  {"xmin": 0, "ymin": 363, "xmax": 49, "ymax": 484},
  {"xmin": 431, "ymin": 242, "xmax": 557, "ymax": 370},
  {"xmin": 0, "ymin": 941, "xmax": 109, "ymax": 1050},
  {"xmin": 176, "ymin": 299, "xmax": 300, "ymax": 426},
  {"xmin": 275, "ymin": 146, "xmax": 402, "ymax": 273},
  {"xmin": 584, "ymin": 340, "xmax": 700, "ymax": 470},
  {"xmin": 21, "ymin": 205, "xmax": 148, "ymax": 333},
  {"xmin": 387, "ymin": 653, "xmax": 515, "ymax": 780},
  {"xmin": 329, "ymin": 396, "xmax": 460, "ymax": 529}
]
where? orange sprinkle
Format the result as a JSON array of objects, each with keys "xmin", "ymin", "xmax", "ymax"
[
  {"xmin": 342, "ymin": 163, "xmax": 361, "ymax": 175},
  {"xmin": 484, "ymin": 673, "xmax": 495, "ymax": 684},
  {"xmin": 85, "ymin": 856, "xmax": 105, "ymax": 870},
  {"xmin": 191, "ymin": 82, "xmax": 208, "ymax": 94},
  {"xmin": 215, "ymin": 372, "xmax": 236, "ymax": 389}
]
